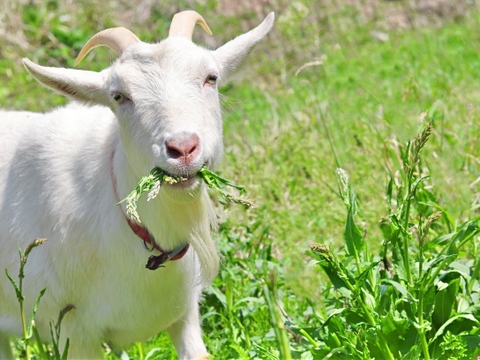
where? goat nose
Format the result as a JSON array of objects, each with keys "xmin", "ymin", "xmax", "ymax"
[{"xmin": 166, "ymin": 134, "xmax": 200, "ymax": 162}]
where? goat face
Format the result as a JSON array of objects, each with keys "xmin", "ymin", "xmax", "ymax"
[
  {"xmin": 108, "ymin": 39, "xmax": 224, "ymax": 193},
  {"xmin": 22, "ymin": 12, "xmax": 274, "ymax": 198}
]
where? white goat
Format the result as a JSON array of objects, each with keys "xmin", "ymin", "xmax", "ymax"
[{"xmin": 0, "ymin": 10, "xmax": 274, "ymax": 359}]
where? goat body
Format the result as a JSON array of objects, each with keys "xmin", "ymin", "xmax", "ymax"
[{"xmin": 0, "ymin": 11, "xmax": 274, "ymax": 359}]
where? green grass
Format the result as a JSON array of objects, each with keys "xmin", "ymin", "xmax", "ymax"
[{"xmin": 1, "ymin": 1, "xmax": 480, "ymax": 359}]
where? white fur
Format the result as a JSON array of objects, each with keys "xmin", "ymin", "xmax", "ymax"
[{"xmin": 0, "ymin": 13, "xmax": 274, "ymax": 359}]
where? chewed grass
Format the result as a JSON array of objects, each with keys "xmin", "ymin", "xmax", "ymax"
[{"xmin": 117, "ymin": 166, "xmax": 254, "ymax": 223}]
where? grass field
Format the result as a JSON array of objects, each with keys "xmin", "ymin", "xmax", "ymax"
[{"xmin": 1, "ymin": 0, "xmax": 479, "ymax": 359}]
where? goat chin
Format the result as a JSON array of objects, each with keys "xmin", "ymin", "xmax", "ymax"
[
  {"xmin": 161, "ymin": 177, "xmax": 203, "ymax": 203},
  {"xmin": 156, "ymin": 185, "xmax": 220, "ymax": 285},
  {"xmin": 177, "ymin": 187, "xmax": 220, "ymax": 286}
]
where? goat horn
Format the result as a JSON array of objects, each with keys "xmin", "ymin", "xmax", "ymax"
[
  {"xmin": 168, "ymin": 10, "xmax": 212, "ymax": 40},
  {"xmin": 74, "ymin": 27, "xmax": 141, "ymax": 67}
]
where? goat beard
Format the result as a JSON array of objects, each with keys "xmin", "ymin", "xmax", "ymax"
[
  {"xmin": 186, "ymin": 188, "xmax": 220, "ymax": 286},
  {"xmin": 135, "ymin": 178, "xmax": 220, "ymax": 285},
  {"xmin": 159, "ymin": 186, "xmax": 220, "ymax": 286}
]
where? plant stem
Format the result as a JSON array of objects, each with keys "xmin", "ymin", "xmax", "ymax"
[
  {"xmin": 263, "ymin": 272, "xmax": 292, "ymax": 360},
  {"xmin": 299, "ymin": 329, "xmax": 319, "ymax": 348},
  {"xmin": 402, "ymin": 175, "xmax": 414, "ymax": 288},
  {"xmin": 18, "ymin": 274, "xmax": 31, "ymax": 360},
  {"xmin": 376, "ymin": 332, "xmax": 396, "ymax": 360},
  {"xmin": 416, "ymin": 221, "xmax": 430, "ymax": 359},
  {"xmin": 417, "ymin": 287, "xmax": 431, "ymax": 360}
]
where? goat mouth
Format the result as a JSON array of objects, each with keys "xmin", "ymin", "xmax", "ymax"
[
  {"xmin": 167, "ymin": 175, "xmax": 198, "ymax": 188},
  {"xmin": 158, "ymin": 169, "xmax": 201, "ymax": 190},
  {"xmin": 154, "ymin": 162, "xmax": 209, "ymax": 190}
]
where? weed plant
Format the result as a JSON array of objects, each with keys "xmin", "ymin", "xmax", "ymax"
[
  {"xmin": 197, "ymin": 121, "xmax": 480, "ymax": 360},
  {"xmin": 300, "ymin": 122, "xmax": 480, "ymax": 359},
  {"xmin": 5, "ymin": 239, "xmax": 71, "ymax": 360}
]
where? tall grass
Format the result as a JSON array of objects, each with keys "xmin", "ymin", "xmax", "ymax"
[{"xmin": 304, "ymin": 121, "xmax": 480, "ymax": 359}]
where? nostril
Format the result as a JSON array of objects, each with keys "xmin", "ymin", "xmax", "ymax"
[
  {"xmin": 166, "ymin": 145, "xmax": 183, "ymax": 159},
  {"xmin": 165, "ymin": 134, "xmax": 200, "ymax": 161}
]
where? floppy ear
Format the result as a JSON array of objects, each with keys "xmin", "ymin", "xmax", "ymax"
[
  {"xmin": 23, "ymin": 58, "xmax": 110, "ymax": 106},
  {"xmin": 214, "ymin": 12, "xmax": 274, "ymax": 84}
]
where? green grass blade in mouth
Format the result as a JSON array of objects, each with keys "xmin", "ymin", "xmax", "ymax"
[
  {"xmin": 116, "ymin": 168, "xmax": 186, "ymax": 223},
  {"xmin": 117, "ymin": 166, "xmax": 253, "ymax": 222},
  {"xmin": 197, "ymin": 166, "xmax": 254, "ymax": 208}
]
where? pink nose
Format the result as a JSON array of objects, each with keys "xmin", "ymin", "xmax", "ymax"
[{"xmin": 166, "ymin": 133, "xmax": 200, "ymax": 164}]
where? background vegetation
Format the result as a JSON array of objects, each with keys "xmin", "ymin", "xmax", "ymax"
[{"xmin": 1, "ymin": 0, "xmax": 479, "ymax": 358}]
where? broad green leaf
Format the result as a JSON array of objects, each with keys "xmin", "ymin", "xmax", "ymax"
[
  {"xmin": 438, "ymin": 218, "xmax": 480, "ymax": 256},
  {"xmin": 388, "ymin": 228, "xmax": 409, "ymax": 282},
  {"xmin": 356, "ymin": 260, "xmax": 381, "ymax": 287},
  {"xmin": 344, "ymin": 204, "xmax": 365, "ymax": 259},
  {"xmin": 428, "ymin": 232, "xmax": 455, "ymax": 248},
  {"xmin": 471, "ymin": 258, "xmax": 480, "ymax": 293},
  {"xmin": 462, "ymin": 334, "xmax": 480, "ymax": 351},
  {"xmin": 377, "ymin": 284, "xmax": 394, "ymax": 314},
  {"xmin": 386, "ymin": 178, "xmax": 394, "ymax": 210},
  {"xmin": 431, "ymin": 314, "xmax": 480, "ymax": 343},
  {"xmin": 324, "ymin": 308, "xmax": 348, "ymax": 326},
  {"xmin": 422, "ymin": 280, "xmax": 438, "ymax": 321},
  {"xmin": 421, "ymin": 254, "xmax": 457, "ymax": 281},
  {"xmin": 380, "ymin": 279, "xmax": 417, "ymax": 303},
  {"xmin": 206, "ymin": 285, "xmax": 227, "ymax": 308},
  {"xmin": 380, "ymin": 216, "xmax": 394, "ymax": 239},
  {"xmin": 309, "ymin": 250, "xmax": 355, "ymax": 296},
  {"xmin": 381, "ymin": 312, "xmax": 409, "ymax": 333},
  {"xmin": 401, "ymin": 345, "xmax": 421, "ymax": 360},
  {"xmin": 455, "ymin": 218, "xmax": 480, "ymax": 246},
  {"xmin": 361, "ymin": 288, "xmax": 376, "ymax": 310},
  {"xmin": 449, "ymin": 261, "xmax": 472, "ymax": 283},
  {"xmin": 433, "ymin": 278, "xmax": 460, "ymax": 327},
  {"xmin": 315, "ymin": 259, "xmax": 349, "ymax": 292}
]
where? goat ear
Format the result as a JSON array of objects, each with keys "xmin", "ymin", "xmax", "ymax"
[
  {"xmin": 214, "ymin": 12, "xmax": 274, "ymax": 84},
  {"xmin": 23, "ymin": 58, "xmax": 110, "ymax": 106}
]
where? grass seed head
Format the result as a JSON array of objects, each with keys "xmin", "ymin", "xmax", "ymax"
[
  {"xmin": 310, "ymin": 242, "xmax": 330, "ymax": 254},
  {"xmin": 409, "ymin": 120, "xmax": 433, "ymax": 169},
  {"xmin": 147, "ymin": 181, "xmax": 161, "ymax": 201}
]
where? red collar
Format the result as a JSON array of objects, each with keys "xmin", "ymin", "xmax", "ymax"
[{"xmin": 109, "ymin": 149, "xmax": 189, "ymax": 270}]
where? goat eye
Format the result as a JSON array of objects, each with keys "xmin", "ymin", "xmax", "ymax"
[
  {"xmin": 205, "ymin": 74, "xmax": 218, "ymax": 86},
  {"xmin": 112, "ymin": 93, "xmax": 126, "ymax": 104}
]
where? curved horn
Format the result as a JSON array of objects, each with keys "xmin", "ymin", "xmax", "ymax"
[
  {"xmin": 74, "ymin": 27, "xmax": 141, "ymax": 67},
  {"xmin": 168, "ymin": 10, "xmax": 212, "ymax": 40}
]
